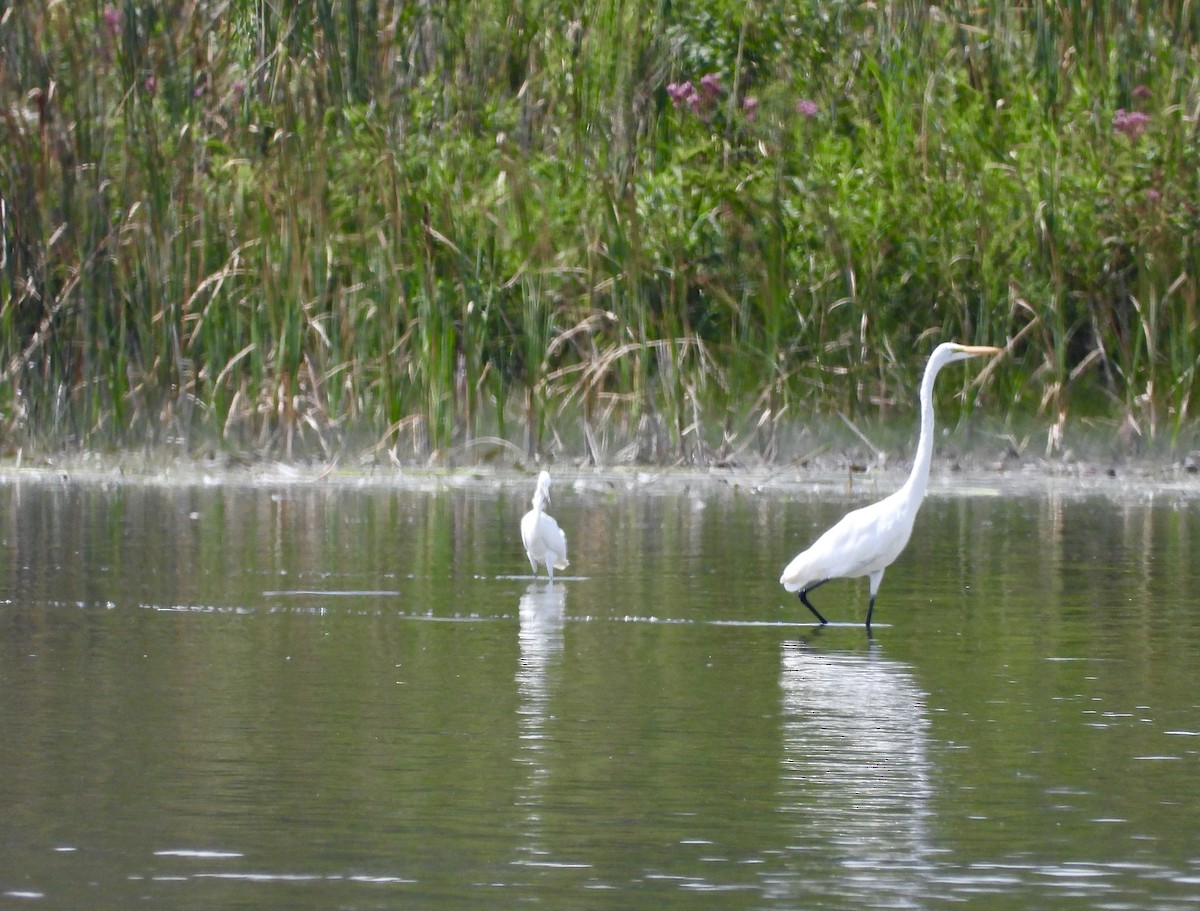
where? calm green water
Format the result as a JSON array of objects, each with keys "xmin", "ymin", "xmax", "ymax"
[{"xmin": 1, "ymin": 472, "xmax": 1199, "ymax": 910}]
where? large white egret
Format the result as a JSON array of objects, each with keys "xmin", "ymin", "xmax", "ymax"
[
  {"xmin": 780, "ymin": 342, "xmax": 1003, "ymax": 629},
  {"xmin": 521, "ymin": 471, "xmax": 570, "ymax": 583}
]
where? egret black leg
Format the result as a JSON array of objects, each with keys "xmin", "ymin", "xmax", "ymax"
[
  {"xmin": 799, "ymin": 589, "xmax": 829, "ymax": 625},
  {"xmin": 865, "ymin": 594, "xmax": 876, "ymax": 631}
]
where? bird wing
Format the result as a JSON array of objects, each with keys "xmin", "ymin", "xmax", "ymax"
[
  {"xmin": 537, "ymin": 512, "xmax": 569, "ymax": 569},
  {"xmin": 780, "ymin": 494, "xmax": 915, "ymax": 591},
  {"xmin": 520, "ymin": 509, "xmax": 544, "ymax": 561}
]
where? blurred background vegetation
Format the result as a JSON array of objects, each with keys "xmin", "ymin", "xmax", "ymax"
[{"xmin": 1, "ymin": 1, "xmax": 1198, "ymax": 466}]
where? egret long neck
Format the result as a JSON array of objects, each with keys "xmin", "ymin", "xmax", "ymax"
[{"xmin": 901, "ymin": 355, "xmax": 941, "ymax": 504}]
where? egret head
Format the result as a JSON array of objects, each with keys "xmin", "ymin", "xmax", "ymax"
[
  {"xmin": 535, "ymin": 470, "xmax": 553, "ymax": 506},
  {"xmin": 932, "ymin": 341, "xmax": 1004, "ymax": 369}
]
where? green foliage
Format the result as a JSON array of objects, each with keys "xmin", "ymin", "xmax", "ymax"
[{"xmin": 2, "ymin": 0, "xmax": 1199, "ymax": 462}]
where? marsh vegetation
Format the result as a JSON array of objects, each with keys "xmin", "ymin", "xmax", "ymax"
[{"xmin": 3, "ymin": 2, "xmax": 1198, "ymax": 464}]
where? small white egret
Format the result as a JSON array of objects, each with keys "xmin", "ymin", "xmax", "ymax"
[
  {"xmin": 521, "ymin": 470, "xmax": 570, "ymax": 583},
  {"xmin": 780, "ymin": 342, "xmax": 1003, "ymax": 629}
]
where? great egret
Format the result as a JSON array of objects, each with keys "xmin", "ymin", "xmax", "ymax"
[
  {"xmin": 780, "ymin": 342, "xmax": 1003, "ymax": 629},
  {"xmin": 521, "ymin": 471, "xmax": 570, "ymax": 583}
]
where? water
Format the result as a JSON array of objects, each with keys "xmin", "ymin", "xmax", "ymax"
[{"xmin": 1, "ymin": 471, "xmax": 1199, "ymax": 909}]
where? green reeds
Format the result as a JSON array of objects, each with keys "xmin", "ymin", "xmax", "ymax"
[{"xmin": 2, "ymin": 1, "xmax": 1199, "ymax": 464}]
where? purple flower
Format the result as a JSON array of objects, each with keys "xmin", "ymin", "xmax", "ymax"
[
  {"xmin": 742, "ymin": 96, "xmax": 759, "ymax": 122},
  {"xmin": 143, "ymin": 75, "xmax": 157, "ymax": 95},
  {"xmin": 666, "ymin": 74, "xmax": 726, "ymax": 120},
  {"xmin": 103, "ymin": 5, "xmax": 121, "ymax": 35},
  {"xmin": 1145, "ymin": 188, "xmax": 1162, "ymax": 204},
  {"xmin": 1132, "ymin": 84, "xmax": 1152, "ymax": 100},
  {"xmin": 667, "ymin": 81, "xmax": 695, "ymax": 109},
  {"xmin": 699, "ymin": 72, "xmax": 722, "ymax": 99},
  {"xmin": 796, "ymin": 98, "xmax": 819, "ymax": 118},
  {"xmin": 1113, "ymin": 108, "xmax": 1150, "ymax": 140}
]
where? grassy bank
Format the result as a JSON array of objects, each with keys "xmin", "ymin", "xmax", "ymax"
[{"xmin": 2, "ymin": 1, "xmax": 1199, "ymax": 465}]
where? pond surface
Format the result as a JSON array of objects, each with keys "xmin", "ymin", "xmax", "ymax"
[{"xmin": 1, "ymin": 470, "xmax": 1199, "ymax": 910}]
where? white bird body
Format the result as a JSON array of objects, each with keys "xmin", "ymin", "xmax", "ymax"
[
  {"xmin": 782, "ymin": 487, "xmax": 918, "ymax": 594},
  {"xmin": 521, "ymin": 471, "xmax": 569, "ymax": 583},
  {"xmin": 780, "ymin": 342, "xmax": 1003, "ymax": 628}
]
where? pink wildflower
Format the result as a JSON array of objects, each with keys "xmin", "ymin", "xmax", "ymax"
[
  {"xmin": 102, "ymin": 5, "xmax": 121, "ymax": 35},
  {"xmin": 699, "ymin": 72, "xmax": 722, "ymax": 99},
  {"xmin": 796, "ymin": 98, "xmax": 819, "ymax": 118},
  {"xmin": 1113, "ymin": 108, "xmax": 1150, "ymax": 140},
  {"xmin": 666, "ymin": 81, "xmax": 695, "ymax": 109},
  {"xmin": 742, "ymin": 96, "xmax": 759, "ymax": 122}
]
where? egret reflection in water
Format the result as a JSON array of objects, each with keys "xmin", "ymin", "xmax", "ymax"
[
  {"xmin": 517, "ymin": 581, "xmax": 566, "ymax": 701},
  {"xmin": 513, "ymin": 582, "xmax": 567, "ymax": 872},
  {"xmin": 771, "ymin": 641, "xmax": 937, "ymax": 907}
]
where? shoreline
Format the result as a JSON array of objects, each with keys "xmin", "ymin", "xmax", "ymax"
[{"xmin": 1, "ymin": 449, "xmax": 1198, "ymax": 501}]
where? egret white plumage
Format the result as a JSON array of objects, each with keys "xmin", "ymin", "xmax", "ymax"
[
  {"xmin": 780, "ymin": 342, "xmax": 1003, "ymax": 629},
  {"xmin": 521, "ymin": 471, "xmax": 569, "ymax": 583}
]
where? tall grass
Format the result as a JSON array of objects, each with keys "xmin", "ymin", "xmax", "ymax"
[{"xmin": 2, "ymin": 1, "xmax": 1199, "ymax": 464}]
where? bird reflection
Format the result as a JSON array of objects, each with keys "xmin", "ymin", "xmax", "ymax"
[
  {"xmin": 772, "ymin": 640, "xmax": 936, "ymax": 906},
  {"xmin": 517, "ymin": 582, "xmax": 566, "ymax": 711},
  {"xmin": 513, "ymin": 582, "xmax": 566, "ymax": 870}
]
